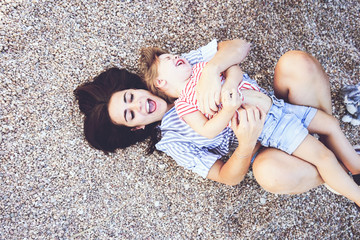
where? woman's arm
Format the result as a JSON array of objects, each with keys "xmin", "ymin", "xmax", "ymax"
[
  {"xmin": 196, "ymin": 39, "xmax": 251, "ymax": 115},
  {"xmin": 206, "ymin": 104, "xmax": 266, "ymax": 185}
]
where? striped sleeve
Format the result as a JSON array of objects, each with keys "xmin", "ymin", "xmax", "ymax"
[
  {"xmin": 238, "ymin": 81, "xmax": 260, "ymax": 91},
  {"xmin": 156, "ymin": 138, "xmax": 222, "ymax": 178},
  {"xmin": 181, "ymin": 39, "xmax": 217, "ymax": 65},
  {"xmin": 175, "ymin": 100, "xmax": 198, "ymax": 119},
  {"xmin": 156, "ymin": 107, "xmax": 234, "ymax": 179}
]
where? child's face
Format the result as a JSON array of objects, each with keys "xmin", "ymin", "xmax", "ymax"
[{"xmin": 157, "ymin": 54, "xmax": 192, "ymax": 87}]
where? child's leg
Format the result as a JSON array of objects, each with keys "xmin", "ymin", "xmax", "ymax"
[
  {"xmin": 293, "ymin": 135, "xmax": 360, "ymax": 206},
  {"xmin": 307, "ymin": 110, "xmax": 360, "ymax": 175},
  {"xmin": 253, "ymin": 51, "xmax": 331, "ymax": 194},
  {"xmin": 274, "ymin": 51, "xmax": 360, "ymax": 175}
]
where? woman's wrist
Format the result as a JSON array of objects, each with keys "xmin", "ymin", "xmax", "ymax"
[
  {"xmin": 233, "ymin": 145, "xmax": 254, "ymax": 159},
  {"xmin": 204, "ymin": 61, "xmax": 221, "ymax": 76}
]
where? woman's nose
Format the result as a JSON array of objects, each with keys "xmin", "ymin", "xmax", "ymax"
[
  {"xmin": 174, "ymin": 55, "xmax": 179, "ymax": 59},
  {"xmin": 130, "ymin": 100, "xmax": 141, "ymax": 112}
]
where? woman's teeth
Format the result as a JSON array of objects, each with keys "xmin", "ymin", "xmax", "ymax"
[{"xmin": 146, "ymin": 101, "xmax": 150, "ymax": 113}]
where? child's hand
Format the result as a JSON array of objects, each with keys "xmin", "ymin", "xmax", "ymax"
[{"xmin": 221, "ymin": 89, "xmax": 242, "ymax": 112}]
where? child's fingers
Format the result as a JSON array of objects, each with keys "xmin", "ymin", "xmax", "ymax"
[
  {"xmin": 208, "ymin": 93, "xmax": 218, "ymax": 113},
  {"xmin": 214, "ymin": 91, "xmax": 221, "ymax": 107},
  {"xmin": 197, "ymin": 94, "xmax": 204, "ymax": 113},
  {"xmin": 221, "ymin": 89, "xmax": 229, "ymax": 103}
]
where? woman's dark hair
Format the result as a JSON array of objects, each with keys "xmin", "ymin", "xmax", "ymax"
[{"xmin": 74, "ymin": 67, "xmax": 160, "ymax": 154}]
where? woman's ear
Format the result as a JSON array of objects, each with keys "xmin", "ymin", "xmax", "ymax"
[{"xmin": 131, "ymin": 125, "xmax": 145, "ymax": 131}]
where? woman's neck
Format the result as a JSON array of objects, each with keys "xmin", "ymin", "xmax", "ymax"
[{"xmin": 166, "ymin": 102, "xmax": 175, "ymax": 112}]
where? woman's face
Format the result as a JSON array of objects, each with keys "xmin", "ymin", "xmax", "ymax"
[{"xmin": 108, "ymin": 89, "xmax": 169, "ymax": 129}]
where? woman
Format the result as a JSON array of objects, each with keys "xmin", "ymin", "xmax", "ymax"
[{"xmin": 74, "ymin": 39, "xmax": 360, "ymax": 195}]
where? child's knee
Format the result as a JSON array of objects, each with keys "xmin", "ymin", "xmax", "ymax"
[
  {"xmin": 311, "ymin": 111, "xmax": 341, "ymax": 136},
  {"xmin": 317, "ymin": 147, "xmax": 337, "ymax": 165},
  {"xmin": 328, "ymin": 115, "xmax": 340, "ymax": 128},
  {"xmin": 322, "ymin": 114, "xmax": 341, "ymax": 134}
]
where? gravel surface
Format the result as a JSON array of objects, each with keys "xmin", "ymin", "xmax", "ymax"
[{"xmin": 1, "ymin": 1, "xmax": 359, "ymax": 239}]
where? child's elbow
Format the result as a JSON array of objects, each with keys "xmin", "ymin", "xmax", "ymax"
[
  {"xmin": 236, "ymin": 39, "xmax": 251, "ymax": 57},
  {"xmin": 203, "ymin": 132, "xmax": 218, "ymax": 139}
]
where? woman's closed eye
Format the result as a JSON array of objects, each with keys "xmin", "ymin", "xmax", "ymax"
[
  {"xmin": 124, "ymin": 92, "xmax": 134, "ymax": 103},
  {"xmin": 124, "ymin": 109, "xmax": 134, "ymax": 122},
  {"xmin": 123, "ymin": 92, "xmax": 135, "ymax": 122}
]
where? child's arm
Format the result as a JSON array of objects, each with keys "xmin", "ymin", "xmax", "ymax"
[
  {"xmin": 196, "ymin": 39, "xmax": 251, "ymax": 115},
  {"xmin": 183, "ymin": 85, "xmax": 243, "ymax": 139}
]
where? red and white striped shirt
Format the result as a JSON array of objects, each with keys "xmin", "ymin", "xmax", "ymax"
[{"xmin": 175, "ymin": 62, "xmax": 261, "ymax": 120}]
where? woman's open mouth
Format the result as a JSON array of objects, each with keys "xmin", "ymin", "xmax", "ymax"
[{"xmin": 147, "ymin": 99, "xmax": 156, "ymax": 113}]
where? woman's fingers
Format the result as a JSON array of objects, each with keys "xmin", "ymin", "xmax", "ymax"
[
  {"xmin": 257, "ymin": 105, "xmax": 266, "ymax": 124},
  {"xmin": 253, "ymin": 105, "xmax": 260, "ymax": 121},
  {"xmin": 241, "ymin": 104, "xmax": 266, "ymax": 123},
  {"xmin": 241, "ymin": 104, "xmax": 256, "ymax": 122},
  {"xmin": 238, "ymin": 107, "xmax": 248, "ymax": 126},
  {"xmin": 233, "ymin": 104, "xmax": 266, "ymax": 131},
  {"xmin": 230, "ymin": 112, "xmax": 239, "ymax": 129}
]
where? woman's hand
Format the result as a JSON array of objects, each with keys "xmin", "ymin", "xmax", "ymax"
[
  {"xmin": 221, "ymin": 89, "xmax": 242, "ymax": 114},
  {"xmin": 207, "ymin": 103, "xmax": 265, "ymax": 186},
  {"xmin": 195, "ymin": 39, "xmax": 251, "ymax": 116},
  {"xmin": 195, "ymin": 63, "xmax": 221, "ymax": 115},
  {"xmin": 230, "ymin": 104, "xmax": 266, "ymax": 150},
  {"xmin": 221, "ymin": 65, "xmax": 244, "ymax": 108}
]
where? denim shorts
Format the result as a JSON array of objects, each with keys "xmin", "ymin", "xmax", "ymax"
[{"xmin": 258, "ymin": 95, "xmax": 317, "ymax": 154}]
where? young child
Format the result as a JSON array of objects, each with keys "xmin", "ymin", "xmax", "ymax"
[{"xmin": 139, "ymin": 47, "xmax": 360, "ymax": 211}]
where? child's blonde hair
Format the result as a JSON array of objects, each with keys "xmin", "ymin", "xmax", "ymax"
[{"xmin": 139, "ymin": 47, "xmax": 175, "ymax": 103}]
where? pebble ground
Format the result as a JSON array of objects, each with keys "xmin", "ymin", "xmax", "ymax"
[{"xmin": 1, "ymin": 0, "xmax": 359, "ymax": 239}]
